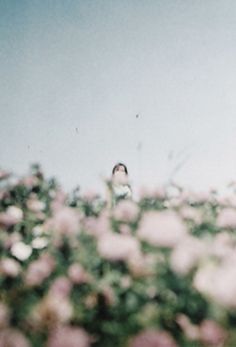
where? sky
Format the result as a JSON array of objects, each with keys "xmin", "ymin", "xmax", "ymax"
[{"xmin": 1, "ymin": 0, "xmax": 236, "ymax": 196}]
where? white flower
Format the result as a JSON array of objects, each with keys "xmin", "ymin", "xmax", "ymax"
[
  {"xmin": 27, "ymin": 199, "xmax": 46, "ymax": 212},
  {"xmin": 11, "ymin": 242, "xmax": 32, "ymax": 261},
  {"xmin": 6, "ymin": 206, "xmax": 23, "ymax": 224},
  {"xmin": 32, "ymin": 237, "xmax": 49, "ymax": 249},
  {"xmin": 32, "ymin": 225, "xmax": 44, "ymax": 236}
]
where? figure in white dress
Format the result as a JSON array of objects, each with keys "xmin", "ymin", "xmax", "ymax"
[{"xmin": 107, "ymin": 163, "xmax": 132, "ymax": 207}]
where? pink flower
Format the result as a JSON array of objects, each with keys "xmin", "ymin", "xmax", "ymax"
[
  {"xmin": 138, "ymin": 185, "xmax": 166, "ymax": 200},
  {"xmin": 0, "ymin": 206, "xmax": 23, "ymax": 227},
  {"xmin": 26, "ymin": 195, "xmax": 45, "ymax": 212},
  {"xmin": 170, "ymin": 236, "xmax": 206, "ymax": 275},
  {"xmin": 83, "ymin": 211, "xmax": 110, "ymax": 238},
  {"xmin": 128, "ymin": 253, "xmax": 156, "ymax": 278},
  {"xmin": 82, "ymin": 189, "xmax": 99, "ymax": 202},
  {"xmin": 119, "ymin": 224, "xmax": 132, "ymax": 235},
  {"xmin": 216, "ymin": 208, "xmax": 236, "ymax": 228},
  {"xmin": 25, "ymin": 253, "xmax": 55, "ymax": 287},
  {"xmin": 0, "ymin": 258, "xmax": 21, "ymax": 277},
  {"xmin": 47, "ymin": 326, "xmax": 91, "ymax": 347},
  {"xmin": 97, "ymin": 233, "xmax": 140, "ymax": 262},
  {"xmin": 199, "ymin": 320, "xmax": 227, "ymax": 347},
  {"xmin": 49, "ymin": 277, "xmax": 72, "ymax": 298},
  {"xmin": 190, "ymin": 191, "xmax": 211, "ymax": 204},
  {"xmin": 113, "ymin": 200, "xmax": 139, "ymax": 223},
  {"xmin": 227, "ymin": 194, "xmax": 236, "ymax": 207},
  {"xmin": 179, "ymin": 206, "xmax": 202, "ymax": 224},
  {"xmin": 45, "ymin": 207, "xmax": 80, "ymax": 235},
  {"xmin": 0, "ymin": 328, "xmax": 30, "ymax": 347},
  {"xmin": 50, "ymin": 190, "xmax": 67, "ymax": 212},
  {"xmin": 137, "ymin": 211, "xmax": 187, "ymax": 248},
  {"xmin": 210, "ymin": 232, "xmax": 234, "ymax": 259},
  {"xmin": 129, "ymin": 329, "xmax": 178, "ymax": 347},
  {"xmin": 33, "ymin": 295, "xmax": 73, "ymax": 327},
  {"xmin": 20, "ymin": 175, "xmax": 39, "ymax": 188},
  {"xmin": 68, "ymin": 264, "xmax": 91, "ymax": 284},
  {"xmin": 193, "ymin": 258, "xmax": 236, "ymax": 308}
]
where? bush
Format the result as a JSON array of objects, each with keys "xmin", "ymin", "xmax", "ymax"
[{"xmin": 0, "ymin": 164, "xmax": 236, "ymax": 346}]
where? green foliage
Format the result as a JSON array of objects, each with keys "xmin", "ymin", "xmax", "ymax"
[{"xmin": 0, "ymin": 165, "xmax": 236, "ymax": 346}]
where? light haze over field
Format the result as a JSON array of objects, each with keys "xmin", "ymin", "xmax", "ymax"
[{"xmin": 1, "ymin": 0, "xmax": 236, "ymax": 195}]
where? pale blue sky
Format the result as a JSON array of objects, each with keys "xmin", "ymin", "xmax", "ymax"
[{"xmin": 1, "ymin": 0, "xmax": 236, "ymax": 194}]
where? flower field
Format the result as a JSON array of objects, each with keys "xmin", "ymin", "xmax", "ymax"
[{"xmin": 1, "ymin": 164, "xmax": 236, "ymax": 346}]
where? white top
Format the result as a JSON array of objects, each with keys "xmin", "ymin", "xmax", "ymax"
[{"xmin": 112, "ymin": 183, "xmax": 132, "ymax": 200}]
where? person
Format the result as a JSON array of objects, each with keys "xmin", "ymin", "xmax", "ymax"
[{"xmin": 107, "ymin": 163, "xmax": 132, "ymax": 208}]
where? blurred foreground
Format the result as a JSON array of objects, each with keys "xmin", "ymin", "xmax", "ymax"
[{"xmin": 1, "ymin": 164, "xmax": 236, "ymax": 347}]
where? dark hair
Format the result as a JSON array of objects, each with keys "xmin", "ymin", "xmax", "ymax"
[{"xmin": 112, "ymin": 163, "xmax": 128, "ymax": 175}]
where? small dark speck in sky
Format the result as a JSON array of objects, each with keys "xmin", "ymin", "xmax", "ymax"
[
  {"xmin": 168, "ymin": 151, "xmax": 174, "ymax": 160},
  {"xmin": 75, "ymin": 128, "xmax": 79, "ymax": 133},
  {"xmin": 135, "ymin": 114, "xmax": 139, "ymax": 118},
  {"xmin": 137, "ymin": 141, "xmax": 142, "ymax": 151},
  {"xmin": 27, "ymin": 145, "xmax": 30, "ymax": 150}
]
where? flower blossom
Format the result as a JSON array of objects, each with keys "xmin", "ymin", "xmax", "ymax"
[
  {"xmin": 0, "ymin": 258, "xmax": 21, "ymax": 277},
  {"xmin": 137, "ymin": 210, "xmax": 187, "ymax": 248},
  {"xmin": 0, "ymin": 206, "xmax": 23, "ymax": 227},
  {"xmin": 33, "ymin": 294, "xmax": 73, "ymax": 328},
  {"xmin": 47, "ymin": 326, "xmax": 91, "ymax": 347},
  {"xmin": 83, "ymin": 210, "xmax": 110, "ymax": 238},
  {"xmin": 11, "ymin": 242, "xmax": 32, "ymax": 261},
  {"xmin": 216, "ymin": 208, "xmax": 236, "ymax": 229},
  {"xmin": 170, "ymin": 236, "xmax": 206, "ymax": 275},
  {"xmin": 0, "ymin": 328, "xmax": 30, "ymax": 347},
  {"xmin": 209, "ymin": 232, "xmax": 234, "ymax": 259},
  {"xmin": 138, "ymin": 185, "xmax": 166, "ymax": 200},
  {"xmin": 32, "ymin": 237, "xmax": 48, "ymax": 249},
  {"xmin": 97, "ymin": 233, "xmax": 141, "ymax": 262},
  {"xmin": 179, "ymin": 206, "xmax": 202, "ymax": 224},
  {"xmin": 113, "ymin": 200, "xmax": 139, "ymax": 223},
  {"xmin": 68, "ymin": 263, "xmax": 91, "ymax": 284},
  {"xmin": 45, "ymin": 207, "xmax": 80, "ymax": 236},
  {"xmin": 193, "ymin": 257, "xmax": 236, "ymax": 308},
  {"xmin": 25, "ymin": 253, "xmax": 55, "ymax": 286},
  {"xmin": 49, "ymin": 276, "xmax": 72, "ymax": 298},
  {"xmin": 50, "ymin": 189, "xmax": 67, "ymax": 212},
  {"xmin": 199, "ymin": 320, "xmax": 227, "ymax": 347},
  {"xmin": 129, "ymin": 329, "xmax": 178, "ymax": 347},
  {"xmin": 26, "ymin": 195, "xmax": 45, "ymax": 212}
]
